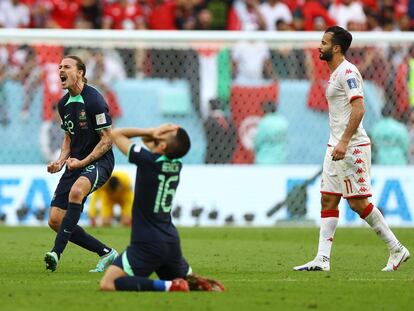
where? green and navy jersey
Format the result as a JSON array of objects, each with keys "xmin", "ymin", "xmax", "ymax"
[
  {"xmin": 57, "ymin": 84, "xmax": 114, "ymax": 161},
  {"xmin": 128, "ymin": 144, "xmax": 181, "ymax": 244}
]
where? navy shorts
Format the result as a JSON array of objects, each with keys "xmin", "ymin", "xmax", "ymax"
[
  {"xmin": 51, "ymin": 157, "xmax": 114, "ymax": 210},
  {"xmin": 112, "ymin": 242, "xmax": 191, "ymax": 280}
]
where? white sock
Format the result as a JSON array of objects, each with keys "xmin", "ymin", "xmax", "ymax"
[
  {"xmin": 362, "ymin": 204, "xmax": 399, "ymax": 252},
  {"xmin": 165, "ymin": 281, "xmax": 172, "ymax": 292},
  {"xmin": 316, "ymin": 211, "xmax": 339, "ymax": 259}
]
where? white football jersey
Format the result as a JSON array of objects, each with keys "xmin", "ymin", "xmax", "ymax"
[{"xmin": 325, "ymin": 59, "xmax": 370, "ymax": 146}]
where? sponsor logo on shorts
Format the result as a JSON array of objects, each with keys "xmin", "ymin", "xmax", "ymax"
[{"xmin": 354, "ymin": 158, "xmax": 364, "ymax": 164}]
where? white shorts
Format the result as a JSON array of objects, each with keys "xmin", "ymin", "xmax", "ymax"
[{"xmin": 320, "ymin": 144, "xmax": 372, "ymax": 198}]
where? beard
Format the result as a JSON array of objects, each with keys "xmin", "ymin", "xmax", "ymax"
[{"xmin": 319, "ymin": 49, "xmax": 333, "ymax": 61}]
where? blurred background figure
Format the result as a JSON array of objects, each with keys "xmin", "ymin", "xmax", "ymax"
[
  {"xmin": 204, "ymin": 98, "xmax": 236, "ymax": 164},
  {"xmin": 88, "ymin": 171, "xmax": 133, "ymax": 227},
  {"xmin": 328, "ymin": 0, "xmax": 366, "ymax": 30},
  {"xmin": 227, "ymin": 0, "xmax": 266, "ymax": 31},
  {"xmin": 371, "ymin": 104, "xmax": 409, "ymax": 165},
  {"xmin": 10, "ymin": 45, "xmax": 41, "ymax": 120},
  {"xmin": 232, "ymin": 40, "xmax": 275, "ymax": 85},
  {"xmin": 0, "ymin": 46, "xmax": 8, "ymax": 126},
  {"xmin": 407, "ymin": 109, "xmax": 414, "ymax": 164},
  {"xmin": 253, "ymin": 100, "xmax": 288, "ymax": 164},
  {"xmin": 39, "ymin": 103, "xmax": 64, "ymax": 163},
  {"xmin": 0, "ymin": 0, "xmax": 30, "ymax": 28},
  {"xmin": 86, "ymin": 48, "xmax": 125, "ymax": 124},
  {"xmin": 259, "ymin": 0, "xmax": 292, "ymax": 31}
]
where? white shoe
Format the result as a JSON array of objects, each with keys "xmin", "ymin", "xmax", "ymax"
[
  {"xmin": 293, "ymin": 256, "xmax": 330, "ymax": 271},
  {"xmin": 381, "ymin": 245, "xmax": 410, "ymax": 272},
  {"xmin": 89, "ymin": 249, "xmax": 118, "ymax": 272}
]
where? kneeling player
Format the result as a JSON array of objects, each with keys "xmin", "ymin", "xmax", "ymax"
[{"xmin": 99, "ymin": 124, "xmax": 224, "ymax": 292}]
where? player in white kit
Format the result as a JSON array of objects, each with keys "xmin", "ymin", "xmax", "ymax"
[{"xmin": 294, "ymin": 26, "xmax": 409, "ymax": 272}]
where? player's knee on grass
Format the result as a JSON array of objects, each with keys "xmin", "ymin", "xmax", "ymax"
[
  {"xmin": 99, "ymin": 277, "xmax": 116, "ymax": 291},
  {"xmin": 100, "ymin": 265, "xmax": 126, "ymax": 291}
]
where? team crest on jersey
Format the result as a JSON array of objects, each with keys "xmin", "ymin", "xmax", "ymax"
[
  {"xmin": 79, "ymin": 109, "xmax": 87, "ymax": 121},
  {"xmin": 346, "ymin": 78, "xmax": 357, "ymax": 89},
  {"xmin": 79, "ymin": 121, "xmax": 88, "ymax": 129}
]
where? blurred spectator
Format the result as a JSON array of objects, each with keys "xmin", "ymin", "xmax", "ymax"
[
  {"xmin": 271, "ymin": 19, "xmax": 306, "ymax": 79},
  {"xmin": 102, "ymin": 0, "xmax": 146, "ymax": 30},
  {"xmin": 195, "ymin": 8, "xmax": 213, "ymax": 30},
  {"xmin": 294, "ymin": 0, "xmax": 336, "ymax": 31},
  {"xmin": 204, "ymin": 98, "xmax": 236, "ymax": 164},
  {"xmin": 175, "ymin": 0, "xmax": 205, "ymax": 30},
  {"xmin": 80, "ymin": 0, "xmax": 102, "ymax": 29},
  {"xmin": 42, "ymin": 0, "xmax": 81, "ymax": 29},
  {"xmin": 397, "ymin": 14, "xmax": 411, "ymax": 31},
  {"xmin": 394, "ymin": 45, "xmax": 414, "ymax": 121},
  {"xmin": 407, "ymin": 109, "xmax": 414, "ymax": 164},
  {"xmin": 39, "ymin": 103, "xmax": 64, "ymax": 163},
  {"xmin": 205, "ymin": 0, "xmax": 232, "ymax": 30},
  {"xmin": 329, "ymin": 0, "xmax": 366, "ymax": 30},
  {"xmin": 0, "ymin": 46, "xmax": 8, "ymax": 126},
  {"xmin": 148, "ymin": 0, "xmax": 177, "ymax": 30},
  {"xmin": 86, "ymin": 49, "xmax": 125, "ymax": 123},
  {"xmin": 88, "ymin": 171, "xmax": 133, "ymax": 227},
  {"xmin": 347, "ymin": 22, "xmax": 389, "ymax": 91},
  {"xmin": 371, "ymin": 104, "xmax": 409, "ymax": 165},
  {"xmin": 259, "ymin": 0, "xmax": 293, "ymax": 31},
  {"xmin": 232, "ymin": 40, "xmax": 275, "ymax": 84},
  {"xmin": 304, "ymin": 17, "xmax": 330, "ymax": 112},
  {"xmin": 102, "ymin": 0, "xmax": 147, "ymax": 77},
  {"xmin": 365, "ymin": 11, "xmax": 382, "ymax": 31},
  {"xmin": 253, "ymin": 100, "xmax": 288, "ymax": 164},
  {"xmin": 227, "ymin": 0, "xmax": 266, "ymax": 30},
  {"xmin": 0, "ymin": 0, "xmax": 30, "ymax": 28},
  {"xmin": 9, "ymin": 45, "xmax": 41, "ymax": 119}
]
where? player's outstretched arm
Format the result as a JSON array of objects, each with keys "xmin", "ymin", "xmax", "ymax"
[{"xmin": 47, "ymin": 132, "xmax": 71, "ymax": 173}]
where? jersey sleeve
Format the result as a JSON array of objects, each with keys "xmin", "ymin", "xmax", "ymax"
[
  {"xmin": 341, "ymin": 68, "xmax": 364, "ymax": 103},
  {"xmin": 87, "ymin": 90, "xmax": 113, "ymax": 131},
  {"xmin": 128, "ymin": 143, "xmax": 154, "ymax": 165}
]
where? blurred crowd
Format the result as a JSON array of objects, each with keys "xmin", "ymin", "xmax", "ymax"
[
  {"xmin": 1, "ymin": 0, "xmax": 414, "ymax": 167},
  {"xmin": 0, "ymin": 0, "xmax": 414, "ymax": 32}
]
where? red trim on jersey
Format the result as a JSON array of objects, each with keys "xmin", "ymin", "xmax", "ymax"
[
  {"xmin": 360, "ymin": 203, "xmax": 374, "ymax": 219},
  {"xmin": 320, "ymin": 191, "xmax": 342, "ymax": 197},
  {"xmin": 350, "ymin": 95, "xmax": 363, "ymax": 102},
  {"xmin": 344, "ymin": 194, "xmax": 372, "ymax": 199},
  {"xmin": 321, "ymin": 210, "xmax": 339, "ymax": 218}
]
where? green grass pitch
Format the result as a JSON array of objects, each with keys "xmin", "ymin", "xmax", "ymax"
[{"xmin": 0, "ymin": 226, "xmax": 413, "ymax": 311}]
